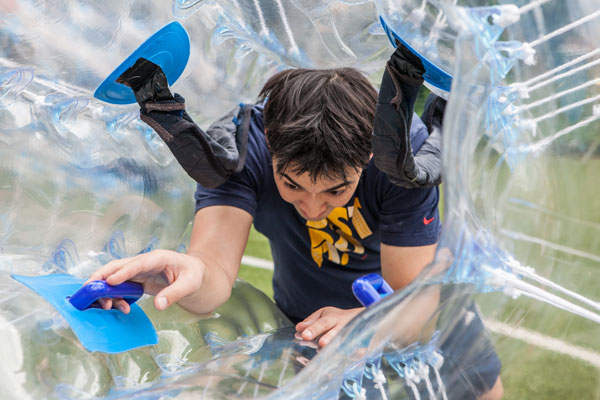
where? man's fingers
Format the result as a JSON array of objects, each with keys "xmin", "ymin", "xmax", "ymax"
[
  {"xmin": 295, "ymin": 309, "xmax": 323, "ymax": 332},
  {"xmin": 113, "ymin": 299, "xmax": 131, "ymax": 314},
  {"xmin": 84, "ymin": 257, "xmax": 136, "ymax": 285},
  {"xmin": 301, "ymin": 316, "xmax": 336, "ymax": 341},
  {"xmin": 83, "ymin": 257, "xmax": 143, "ymax": 314},
  {"xmin": 318, "ymin": 327, "xmax": 339, "ymax": 348},
  {"xmin": 153, "ymin": 270, "xmax": 199, "ymax": 311},
  {"xmin": 104, "ymin": 255, "xmax": 158, "ymax": 286},
  {"xmin": 98, "ymin": 298, "xmax": 112, "ymax": 310},
  {"xmin": 95, "ymin": 298, "xmax": 130, "ymax": 313}
]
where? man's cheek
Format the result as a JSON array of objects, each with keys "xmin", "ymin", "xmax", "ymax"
[
  {"xmin": 332, "ymin": 193, "xmax": 354, "ymax": 208},
  {"xmin": 277, "ymin": 189, "xmax": 297, "ymax": 205}
]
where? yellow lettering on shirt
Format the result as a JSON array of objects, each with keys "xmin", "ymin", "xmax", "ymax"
[
  {"xmin": 306, "ymin": 197, "xmax": 372, "ymax": 267},
  {"xmin": 308, "ymin": 227, "xmax": 342, "ymax": 266},
  {"xmin": 352, "ymin": 198, "xmax": 372, "ymax": 239}
]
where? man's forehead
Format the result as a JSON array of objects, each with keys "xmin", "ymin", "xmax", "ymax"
[
  {"xmin": 279, "ymin": 167, "xmax": 360, "ymax": 187},
  {"xmin": 271, "ymin": 155, "xmax": 363, "ymax": 180}
]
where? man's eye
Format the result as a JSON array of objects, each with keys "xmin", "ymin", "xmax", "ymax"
[
  {"xmin": 284, "ymin": 182, "xmax": 298, "ymax": 190},
  {"xmin": 328, "ymin": 189, "xmax": 345, "ymax": 196}
]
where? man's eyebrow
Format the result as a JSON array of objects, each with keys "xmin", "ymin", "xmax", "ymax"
[
  {"xmin": 281, "ymin": 173, "xmax": 305, "ymax": 190},
  {"xmin": 324, "ymin": 181, "xmax": 352, "ymax": 192},
  {"xmin": 281, "ymin": 173, "xmax": 352, "ymax": 192}
]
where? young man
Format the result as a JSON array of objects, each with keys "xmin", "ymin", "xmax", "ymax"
[
  {"xmin": 90, "ymin": 45, "xmax": 502, "ymax": 399},
  {"xmin": 94, "ymin": 51, "xmax": 440, "ymax": 340}
]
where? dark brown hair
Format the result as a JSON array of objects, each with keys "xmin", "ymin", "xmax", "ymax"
[{"xmin": 259, "ymin": 68, "xmax": 377, "ymax": 182}]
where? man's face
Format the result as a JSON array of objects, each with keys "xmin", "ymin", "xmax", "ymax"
[{"xmin": 272, "ymin": 160, "xmax": 362, "ymax": 221}]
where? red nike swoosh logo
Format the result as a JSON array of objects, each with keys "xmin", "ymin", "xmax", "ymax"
[{"xmin": 423, "ymin": 216, "xmax": 435, "ymax": 225}]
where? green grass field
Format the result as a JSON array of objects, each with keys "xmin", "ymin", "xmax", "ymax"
[{"xmin": 239, "ymin": 226, "xmax": 274, "ymax": 298}]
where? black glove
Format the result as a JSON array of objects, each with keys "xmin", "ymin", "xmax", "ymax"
[
  {"xmin": 373, "ymin": 41, "xmax": 444, "ymax": 189},
  {"xmin": 388, "ymin": 40, "xmax": 426, "ymax": 81},
  {"xmin": 116, "ymin": 58, "xmax": 249, "ymax": 188},
  {"xmin": 421, "ymin": 92, "xmax": 447, "ymax": 134},
  {"xmin": 116, "ymin": 57, "xmax": 174, "ymax": 104},
  {"xmin": 382, "ymin": 40, "xmax": 425, "ymax": 119}
]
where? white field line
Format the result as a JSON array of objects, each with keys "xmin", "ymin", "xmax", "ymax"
[
  {"xmin": 241, "ymin": 255, "xmax": 274, "ymax": 270},
  {"xmin": 485, "ymin": 319, "xmax": 600, "ymax": 368},
  {"xmin": 241, "ymin": 255, "xmax": 600, "ymax": 367}
]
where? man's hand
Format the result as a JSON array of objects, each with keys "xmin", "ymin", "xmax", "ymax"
[
  {"xmin": 373, "ymin": 39, "xmax": 433, "ymax": 190},
  {"xmin": 85, "ymin": 206, "xmax": 251, "ymax": 315},
  {"xmin": 85, "ymin": 249, "xmax": 205, "ymax": 314},
  {"xmin": 116, "ymin": 57, "xmax": 174, "ymax": 104},
  {"xmin": 295, "ymin": 306, "xmax": 363, "ymax": 348},
  {"xmin": 388, "ymin": 39, "xmax": 425, "ymax": 81}
]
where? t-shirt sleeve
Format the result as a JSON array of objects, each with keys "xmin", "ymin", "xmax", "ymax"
[
  {"xmin": 377, "ymin": 171, "xmax": 441, "ymax": 247},
  {"xmin": 194, "ymin": 169, "xmax": 258, "ymax": 217}
]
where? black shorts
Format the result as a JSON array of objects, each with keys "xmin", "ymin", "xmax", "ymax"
[{"xmin": 436, "ymin": 303, "xmax": 502, "ymax": 399}]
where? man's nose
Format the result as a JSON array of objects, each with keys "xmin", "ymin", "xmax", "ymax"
[{"xmin": 301, "ymin": 198, "xmax": 327, "ymax": 220}]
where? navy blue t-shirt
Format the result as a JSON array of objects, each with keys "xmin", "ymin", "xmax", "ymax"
[{"xmin": 195, "ymin": 105, "xmax": 440, "ymax": 321}]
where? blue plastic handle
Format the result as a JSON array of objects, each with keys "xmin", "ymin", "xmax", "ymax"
[
  {"xmin": 352, "ymin": 273, "xmax": 393, "ymax": 307},
  {"xmin": 94, "ymin": 21, "xmax": 190, "ymax": 104},
  {"xmin": 68, "ymin": 280, "xmax": 144, "ymax": 311}
]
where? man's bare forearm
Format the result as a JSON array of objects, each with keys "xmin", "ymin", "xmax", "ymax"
[
  {"xmin": 175, "ymin": 251, "xmax": 236, "ymax": 314},
  {"xmin": 179, "ymin": 205, "xmax": 253, "ymax": 314}
]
